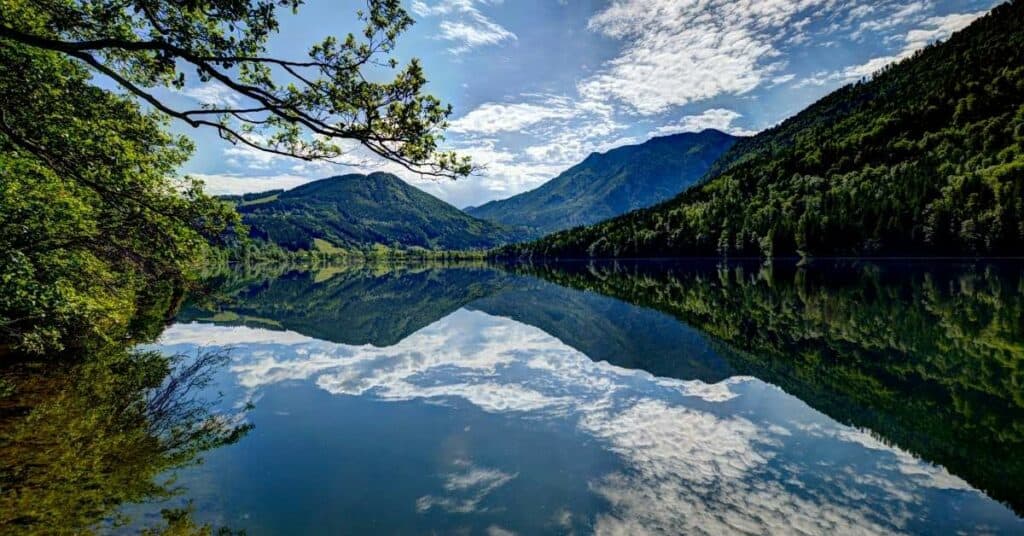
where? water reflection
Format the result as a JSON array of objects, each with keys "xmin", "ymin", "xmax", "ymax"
[
  {"xmin": 147, "ymin": 261, "xmax": 1023, "ymax": 534},
  {"xmin": 0, "ymin": 348, "xmax": 250, "ymax": 534},
  {"xmin": 514, "ymin": 259, "xmax": 1024, "ymax": 516}
]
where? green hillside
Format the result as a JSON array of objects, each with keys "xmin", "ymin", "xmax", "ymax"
[
  {"xmin": 503, "ymin": 2, "xmax": 1024, "ymax": 258},
  {"xmin": 236, "ymin": 172, "xmax": 524, "ymax": 252},
  {"xmin": 467, "ymin": 130, "xmax": 737, "ymax": 237}
]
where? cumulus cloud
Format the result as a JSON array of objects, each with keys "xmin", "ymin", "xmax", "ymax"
[
  {"xmin": 179, "ymin": 81, "xmax": 241, "ymax": 107},
  {"xmin": 449, "ymin": 100, "xmax": 577, "ymax": 135},
  {"xmin": 187, "ymin": 173, "xmax": 314, "ymax": 195}
]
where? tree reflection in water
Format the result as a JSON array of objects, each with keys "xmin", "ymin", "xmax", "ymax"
[
  {"xmin": 513, "ymin": 259, "xmax": 1024, "ymax": 515},
  {"xmin": 0, "ymin": 348, "xmax": 250, "ymax": 534}
]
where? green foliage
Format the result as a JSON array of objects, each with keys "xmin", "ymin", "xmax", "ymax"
[
  {"xmin": 236, "ymin": 173, "xmax": 525, "ymax": 252},
  {"xmin": 0, "ymin": 0, "xmax": 470, "ymax": 177},
  {"xmin": 515, "ymin": 260, "xmax": 1024, "ymax": 513},
  {"xmin": 0, "ymin": 40, "xmax": 237, "ymax": 355},
  {"xmin": 0, "ymin": 348, "xmax": 251, "ymax": 533},
  {"xmin": 468, "ymin": 131, "xmax": 737, "ymax": 237},
  {"xmin": 0, "ymin": 0, "xmax": 477, "ymax": 355},
  {"xmin": 507, "ymin": 2, "xmax": 1024, "ymax": 258}
]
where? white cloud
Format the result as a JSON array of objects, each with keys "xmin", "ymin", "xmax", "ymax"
[
  {"xmin": 449, "ymin": 100, "xmax": 576, "ymax": 134},
  {"xmin": 578, "ymin": 0, "xmax": 836, "ymax": 115},
  {"xmin": 413, "ymin": 0, "xmax": 516, "ymax": 53},
  {"xmin": 852, "ymin": 1, "xmax": 930, "ymax": 39},
  {"xmin": 649, "ymin": 108, "xmax": 759, "ymax": 138},
  {"xmin": 770, "ymin": 73, "xmax": 796, "ymax": 86},
  {"xmin": 797, "ymin": 10, "xmax": 987, "ymax": 88},
  {"xmin": 439, "ymin": 17, "xmax": 516, "ymax": 53},
  {"xmin": 188, "ymin": 173, "xmax": 314, "ymax": 195},
  {"xmin": 179, "ymin": 82, "xmax": 240, "ymax": 107}
]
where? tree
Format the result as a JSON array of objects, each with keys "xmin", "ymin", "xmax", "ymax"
[
  {"xmin": 0, "ymin": 0, "xmax": 471, "ymax": 355},
  {"xmin": 0, "ymin": 40, "xmax": 242, "ymax": 354},
  {"xmin": 0, "ymin": 0, "xmax": 471, "ymax": 178}
]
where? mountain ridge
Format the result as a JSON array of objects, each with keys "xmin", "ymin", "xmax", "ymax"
[
  {"xmin": 466, "ymin": 129, "xmax": 738, "ymax": 237},
  {"xmin": 235, "ymin": 172, "xmax": 525, "ymax": 252},
  {"xmin": 502, "ymin": 1, "xmax": 1024, "ymax": 258}
]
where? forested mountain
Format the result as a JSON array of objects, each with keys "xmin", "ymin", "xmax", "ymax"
[
  {"xmin": 236, "ymin": 173, "xmax": 524, "ymax": 252},
  {"xmin": 466, "ymin": 130, "xmax": 737, "ymax": 237},
  {"xmin": 503, "ymin": 1, "xmax": 1024, "ymax": 258}
]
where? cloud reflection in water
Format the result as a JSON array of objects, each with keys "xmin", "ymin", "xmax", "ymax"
[{"xmin": 157, "ymin": 309, "xmax": 1017, "ymax": 534}]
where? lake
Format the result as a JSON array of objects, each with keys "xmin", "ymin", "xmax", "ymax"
[{"xmin": 53, "ymin": 261, "xmax": 1024, "ymax": 533}]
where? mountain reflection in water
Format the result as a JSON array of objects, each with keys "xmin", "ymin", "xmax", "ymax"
[{"xmin": 112, "ymin": 260, "xmax": 1023, "ymax": 535}]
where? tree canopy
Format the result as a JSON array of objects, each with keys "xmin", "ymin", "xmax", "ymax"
[
  {"xmin": 0, "ymin": 0, "xmax": 471, "ymax": 177},
  {"xmin": 0, "ymin": 0, "xmax": 471, "ymax": 355}
]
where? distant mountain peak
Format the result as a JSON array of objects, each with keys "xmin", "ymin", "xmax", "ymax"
[
  {"xmin": 238, "ymin": 172, "xmax": 525, "ymax": 251},
  {"xmin": 466, "ymin": 129, "xmax": 738, "ymax": 237}
]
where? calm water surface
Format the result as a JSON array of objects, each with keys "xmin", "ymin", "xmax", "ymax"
[{"xmin": 126, "ymin": 261, "xmax": 1023, "ymax": 534}]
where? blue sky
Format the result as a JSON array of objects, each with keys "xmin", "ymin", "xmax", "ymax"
[{"xmin": 165, "ymin": 0, "xmax": 1000, "ymax": 208}]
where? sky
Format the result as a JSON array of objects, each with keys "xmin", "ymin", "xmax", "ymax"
[{"xmin": 162, "ymin": 0, "xmax": 1000, "ymax": 208}]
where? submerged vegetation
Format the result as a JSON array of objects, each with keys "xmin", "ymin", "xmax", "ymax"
[{"xmin": 505, "ymin": 1, "xmax": 1024, "ymax": 258}]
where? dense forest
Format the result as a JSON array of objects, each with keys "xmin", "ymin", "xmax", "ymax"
[
  {"xmin": 467, "ymin": 130, "xmax": 737, "ymax": 237},
  {"xmin": 513, "ymin": 259, "xmax": 1024, "ymax": 514},
  {"xmin": 503, "ymin": 1, "xmax": 1024, "ymax": 259}
]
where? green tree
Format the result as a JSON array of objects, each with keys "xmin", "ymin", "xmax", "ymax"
[
  {"xmin": 0, "ymin": 0, "xmax": 471, "ymax": 177},
  {"xmin": 0, "ymin": 0, "xmax": 470, "ymax": 355}
]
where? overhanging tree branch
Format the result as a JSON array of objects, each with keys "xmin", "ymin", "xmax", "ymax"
[{"xmin": 0, "ymin": 0, "xmax": 473, "ymax": 179}]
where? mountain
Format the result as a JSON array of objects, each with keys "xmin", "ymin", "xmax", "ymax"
[
  {"xmin": 466, "ymin": 130, "xmax": 738, "ymax": 237},
  {"xmin": 503, "ymin": 2, "xmax": 1024, "ymax": 258},
  {"xmin": 235, "ymin": 172, "xmax": 524, "ymax": 251}
]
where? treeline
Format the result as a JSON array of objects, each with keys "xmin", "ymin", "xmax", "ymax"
[{"xmin": 504, "ymin": 1, "xmax": 1024, "ymax": 259}]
